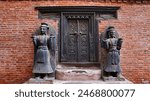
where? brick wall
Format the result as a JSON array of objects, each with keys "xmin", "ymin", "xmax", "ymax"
[{"xmin": 0, "ymin": 1, "xmax": 149, "ymax": 83}]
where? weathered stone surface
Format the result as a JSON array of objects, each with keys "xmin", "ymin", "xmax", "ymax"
[
  {"xmin": 56, "ymin": 68, "xmax": 101, "ymax": 81},
  {"xmin": 25, "ymin": 78, "xmax": 132, "ymax": 84},
  {"xmin": 53, "ymin": 79, "xmax": 133, "ymax": 84},
  {"xmin": 24, "ymin": 78, "xmax": 53, "ymax": 84},
  {"xmin": 103, "ymin": 76, "xmax": 125, "ymax": 81}
]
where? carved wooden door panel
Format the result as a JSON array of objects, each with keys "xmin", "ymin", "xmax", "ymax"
[
  {"xmin": 67, "ymin": 19, "xmax": 89, "ymax": 62},
  {"xmin": 67, "ymin": 19, "xmax": 78, "ymax": 62},
  {"xmin": 60, "ymin": 12, "xmax": 98, "ymax": 63}
]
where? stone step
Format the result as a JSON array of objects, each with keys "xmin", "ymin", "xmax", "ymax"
[
  {"xmin": 55, "ymin": 68, "xmax": 101, "ymax": 81},
  {"xmin": 24, "ymin": 79, "xmax": 132, "ymax": 84},
  {"xmin": 24, "ymin": 78, "xmax": 132, "ymax": 84},
  {"xmin": 53, "ymin": 80, "xmax": 133, "ymax": 84}
]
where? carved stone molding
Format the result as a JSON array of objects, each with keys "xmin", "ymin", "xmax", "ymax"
[{"xmin": 66, "ymin": 15, "xmax": 90, "ymax": 19}]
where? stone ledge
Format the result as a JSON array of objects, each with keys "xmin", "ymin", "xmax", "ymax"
[
  {"xmin": 53, "ymin": 79, "xmax": 133, "ymax": 84},
  {"xmin": 24, "ymin": 78, "xmax": 132, "ymax": 84},
  {"xmin": 56, "ymin": 68, "xmax": 101, "ymax": 81}
]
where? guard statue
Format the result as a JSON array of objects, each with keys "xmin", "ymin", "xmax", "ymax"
[
  {"xmin": 32, "ymin": 23, "xmax": 55, "ymax": 79},
  {"xmin": 101, "ymin": 26, "xmax": 124, "ymax": 80}
]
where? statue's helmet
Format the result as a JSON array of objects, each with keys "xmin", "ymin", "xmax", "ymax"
[
  {"xmin": 41, "ymin": 23, "xmax": 49, "ymax": 29},
  {"xmin": 107, "ymin": 26, "xmax": 116, "ymax": 38},
  {"xmin": 40, "ymin": 23, "xmax": 49, "ymax": 34}
]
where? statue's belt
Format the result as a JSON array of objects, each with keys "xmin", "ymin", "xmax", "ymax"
[
  {"xmin": 108, "ymin": 49, "xmax": 118, "ymax": 52},
  {"xmin": 38, "ymin": 46, "xmax": 48, "ymax": 50}
]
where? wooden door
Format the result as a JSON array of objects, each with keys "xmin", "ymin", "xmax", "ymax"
[
  {"xmin": 67, "ymin": 19, "xmax": 89, "ymax": 62},
  {"xmin": 60, "ymin": 12, "xmax": 98, "ymax": 63}
]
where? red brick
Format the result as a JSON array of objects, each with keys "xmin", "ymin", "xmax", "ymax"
[{"xmin": 0, "ymin": 1, "xmax": 149, "ymax": 83}]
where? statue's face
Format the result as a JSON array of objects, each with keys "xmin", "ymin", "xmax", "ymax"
[
  {"xmin": 109, "ymin": 30, "xmax": 116, "ymax": 38},
  {"xmin": 40, "ymin": 26, "xmax": 47, "ymax": 35}
]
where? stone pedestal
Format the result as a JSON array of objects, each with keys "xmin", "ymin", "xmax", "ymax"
[
  {"xmin": 24, "ymin": 78, "xmax": 54, "ymax": 84},
  {"xmin": 103, "ymin": 76, "xmax": 125, "ymax": 81},
  {"xmin": 56, "ymin": 68, "xmax": 101, "ymax": 81}
]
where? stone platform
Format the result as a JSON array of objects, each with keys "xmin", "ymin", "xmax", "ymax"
[
  {"xmin": 56, "ymin": 68, "xmax": 101, "ymax": 81},
  {"xmin": 25, "ymin": 65, "xmax": 132, "ymax": 84},
  {"xmin": 25, "ymin": 79, "xmax": 132, "ymax": 84}
]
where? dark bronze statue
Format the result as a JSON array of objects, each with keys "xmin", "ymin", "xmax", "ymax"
[
  {"xmin": 101, "ymin": 26, "xmax": 124, "ymax": 80},
  {"xmin": 32, "ymin": 23, "xmax": 55, "ymax": 79}
]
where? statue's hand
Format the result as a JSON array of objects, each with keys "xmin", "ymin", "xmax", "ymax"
[
  {"xmin": 31, "ymin": 36, "xmax": 36, "ymax": 38},
  {"xmin": 118, "ymin": 38, "xmax": 123, "ymax": 44},
  {"xmin": 118, "ymin": 38, "xmax": 123, "ymax": 41},
  {"xmin": 102, "ymin": 38, "xmax": 107, "ymax": 42}
]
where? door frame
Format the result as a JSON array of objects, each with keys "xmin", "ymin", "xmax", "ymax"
[{"xmin": 60, "ymin": 12, "xmax": 98, "ymax": 64}]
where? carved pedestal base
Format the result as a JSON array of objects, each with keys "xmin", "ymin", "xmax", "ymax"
[
  {"xmin": 24, "ymin": 78, "xmax": 54, "ymax": 84},
  {"xmin": 102, "ymin": 76, "xmax": 125, "ymax": 81}
]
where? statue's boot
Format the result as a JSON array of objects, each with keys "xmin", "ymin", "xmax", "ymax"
[
  {"xmin": 44, "ymin": 75, "xmax": 51, "ymax": 80},
  {"xmin": 35, "ymin": 76, "xmax": 41, "ymax": 80},
  {"xmin": 117, "ymin": 73, "xmax": 125, "ymax": 81}
]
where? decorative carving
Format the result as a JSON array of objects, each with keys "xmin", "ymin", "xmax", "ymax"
[
  {"xmin": 101, "ymin": 26, "xmax": 124, "ymax": 81},
  {"xmin": 68, "ymin": 20, "xmax": 78, "ymax": 61},
  {"xmin": 32, "ymin": 23, "xmax": 55, "ymax": 79},
  {"xmin": 60, "ymin": 13, "xmax": 98, "ymax": 63},
  {"xmin": 66, "ymin": 15, "xmax": 89, "ymax": 19},
  {"xmin": 78, "ymin": 20, "xmax": 89, "ymax": 62},
  {"xmin": 67, "ymin": 19, "xmax": 89, "ymax": 62}
]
